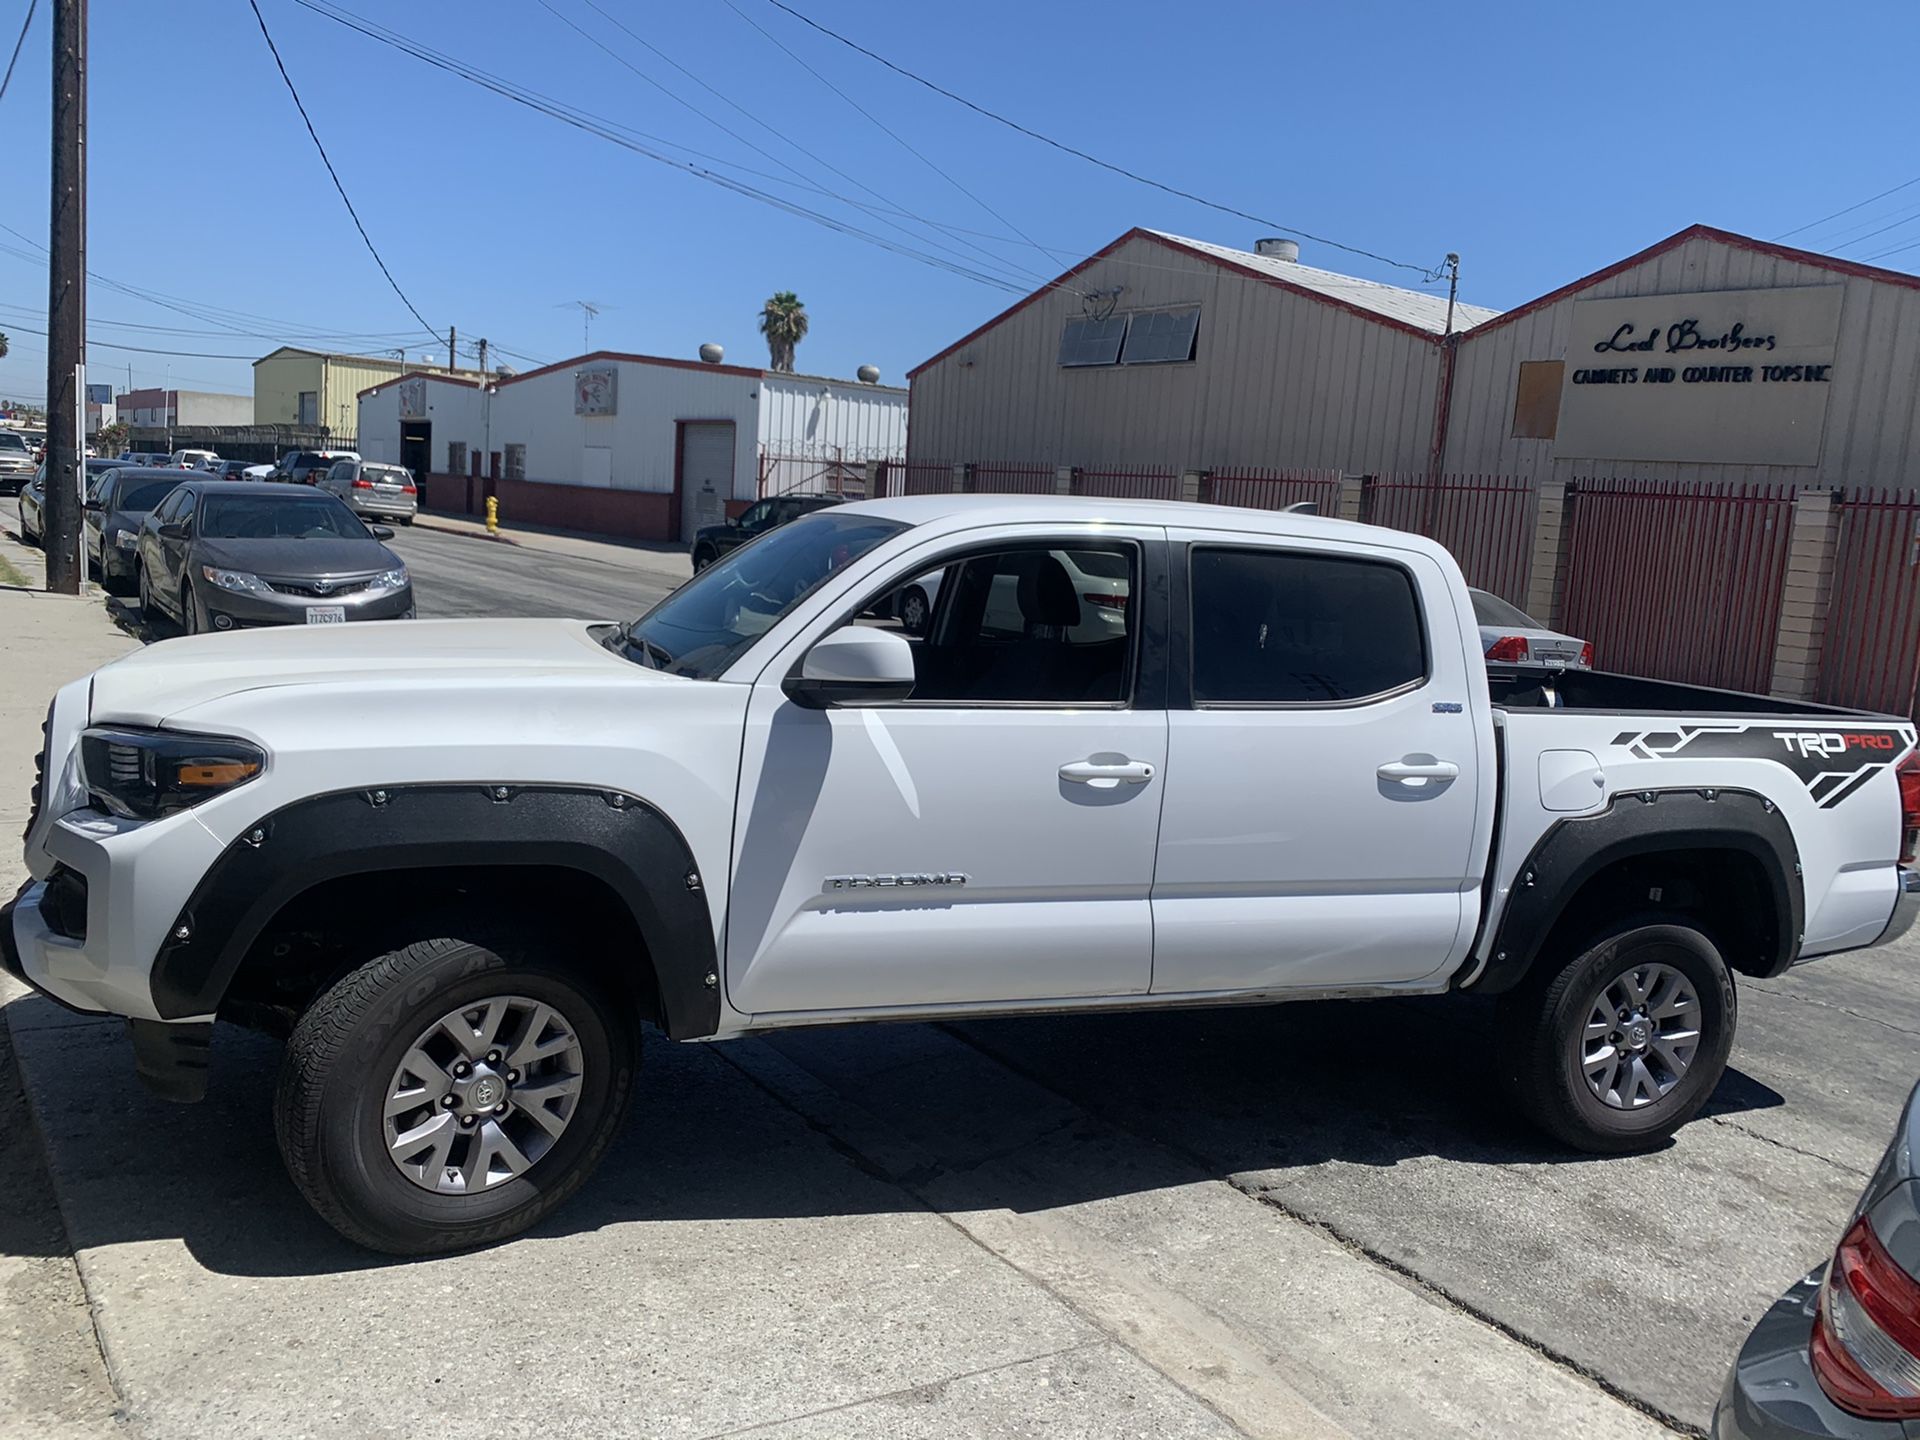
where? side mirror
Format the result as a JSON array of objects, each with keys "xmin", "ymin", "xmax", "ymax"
[
  {"xmin": 369, "ymin": 524, "xmax": 395, "ymax": 540},
  {"xmin": 83, "ymin": 499, "xmax": 102, "ymax": 513},
  {"xmin": 785, "ymin": 626, "xmax": 916, "ymax": 709},
  {"xmin": 158, "ymin": 522, "xmax": 189, "ymax": 540}
]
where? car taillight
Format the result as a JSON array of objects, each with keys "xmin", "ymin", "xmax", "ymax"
[
  {"xmin": 401, "ymin": 482, "xmax": 416, "ymax": 494},
  {"xmin": 1811, "ymin": 1212, "xmax": 1920, "ymax": 1418},
  {"xmin": 351, "ymin": 478, "xmax": 374, "ymax": 489},
  {"xmin": 1578, "ymin": 640, "xmax": 1595, "ymax": 668},
  {"xmin": 1485, "ymin": 635, "xmax": 1529, "ymax": 663},
  {"xmin": 1898, "ymin": 756, "xmax": 1920, "ymax": 864},
  {"xmin": 1082, "ymin": 592, "xmax": 1126, "ymax": 611}
]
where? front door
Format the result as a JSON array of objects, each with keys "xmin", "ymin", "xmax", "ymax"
[
  {"xmin": 1150, "ymin": 533, "xmax": 1491, "ymax": 993},
  {"xmin": 677, "ymin": 421, "xmax": 734, "ymax": 543},
  {"xmin": 726, "ymin": 527, "xmax": 1169, "ymax": 1018},
  {"xmin": 400, "ymin": 423, "xmax": 431, "ymax": 485}
]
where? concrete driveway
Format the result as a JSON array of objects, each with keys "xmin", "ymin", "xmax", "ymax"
[{"xmin": 1, "ymin": 498, "xmax": 1909, "ymax": 1438}]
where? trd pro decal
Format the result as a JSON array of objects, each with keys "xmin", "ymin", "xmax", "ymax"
[{"xmin": 1610, "ymin": 723, "xmax": 1917, "ymax": 808}]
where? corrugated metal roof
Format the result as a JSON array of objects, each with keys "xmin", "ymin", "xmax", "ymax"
[{"xmin": 1148, "ymin": 231, "xmax": 1502, "ymax": 335}]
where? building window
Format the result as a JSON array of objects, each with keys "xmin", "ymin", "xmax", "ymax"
[
  {"xmin": 447, "ymin": 441, "xmax": 468, "ymax": 476},
  {"xmin": 1058, "ymin": 314, "xmax": 1128, "ymax": 367},
  {"xmin": 297, "ymin": 391, "xmax": 318, "ymax": 425},
  {"xmin": 1119, "ymin": 307, "xmax": 1201, "ymax": 365},
  {"xmin": 504, "ymin": 443, "xmax": 526, "ymax": 480},
  {"xmin": 1511, "ymin": 361, "xmax": 1564, "ymax": 440}
]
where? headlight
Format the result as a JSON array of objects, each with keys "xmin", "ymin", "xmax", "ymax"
[
  {"xmin": 201, "ymin": 566, "xmax": 266, "ymax": 595},
  {"xmin": 114, "ymin": 529, "xmax": 139, "ymax": 551},
  {"xmin": 78, "ymin": 728, "xmax": 265, "ymax": 820},
  {"xmin": 374, "ymin": 565, "xmax": 408, "ymax": 591}
]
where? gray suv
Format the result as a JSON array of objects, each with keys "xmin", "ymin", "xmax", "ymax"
[{"xmin": 319, "ymin": 458, "xmax": 417, "ymax": 524}]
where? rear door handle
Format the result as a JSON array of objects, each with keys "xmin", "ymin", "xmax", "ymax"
[
  {"xmin": 1059, "ymin": 759, "xmax": 1155, "ymax": 785},
  {"xmin": 1377, "ymin": 759, "xmax": 1460, "ymax": 782}
]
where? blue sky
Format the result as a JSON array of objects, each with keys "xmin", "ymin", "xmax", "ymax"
[{"xmin": 1, "ymin": 0, "xmax": 1916, "ymax": 409}]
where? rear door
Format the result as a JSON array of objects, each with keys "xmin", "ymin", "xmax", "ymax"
[{"xmin": 1151, "ymin": 531, "xmax": 1492, "ymax": 993}]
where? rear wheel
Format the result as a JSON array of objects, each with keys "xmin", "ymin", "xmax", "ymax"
[
  {"xmin": 692, "ymin": 544, "xmax": 715, "ymax": 573},
  {"xmin": 1496, "ymin": 919, "xmax": 1734, "ymax": 1153},
  {"xmin": 897, "ymin": 585, "xmax": 930, "ymax": 635},
  {"xmin": 275, "ymin": 936, "xmax": 637, "ymax": 1255}
]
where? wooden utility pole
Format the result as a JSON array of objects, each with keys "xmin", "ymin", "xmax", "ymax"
[
  {"xmin": 43, "ymin": 0, "xmax": 85, "ymax": 594},
  {"xmin": 447, "ymin": 325, "xmax": 456, "ymax": 372}
]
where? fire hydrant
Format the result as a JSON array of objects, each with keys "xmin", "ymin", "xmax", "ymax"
[{"xmin": 485, "ymin": 495, "xmax": 499, "ymax": 536}]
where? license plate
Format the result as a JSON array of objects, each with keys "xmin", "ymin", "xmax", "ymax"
[{"xmin": 305, "ymin": 605, "xmax": 346, "ymax": 624}]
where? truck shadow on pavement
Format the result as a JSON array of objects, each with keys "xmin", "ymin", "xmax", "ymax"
[{"xmin": 1, "ymin": 988, "xmax": 1783, "ymax": 1279}]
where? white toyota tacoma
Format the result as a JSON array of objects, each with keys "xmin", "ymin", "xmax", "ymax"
[{"xmin": 8, "ymin": 496, "xmax": 1919, "ymax": 1253}]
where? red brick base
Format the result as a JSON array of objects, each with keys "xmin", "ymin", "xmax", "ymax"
[{"xmin": 417, "ymin": 473, "xmax": 677, "ymax": 543}]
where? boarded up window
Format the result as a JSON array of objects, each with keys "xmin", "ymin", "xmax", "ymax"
[
  {"xmin": 1512, "ymin": 361, "xmax": 1564, "ymax": 440},
  {"xmin": 446, "ymin": 441, "xmax": 467, "ymax": 476},
  {"xmin": 504, "ymin": 443, "xmax": 526, "ymax": 480}
]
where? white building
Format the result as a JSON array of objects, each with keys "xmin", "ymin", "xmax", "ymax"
[{"xmin": 358, "ymin": 350, "xmax": 907, "ymax": 543}]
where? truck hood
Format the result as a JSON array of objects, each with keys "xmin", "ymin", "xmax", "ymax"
[{"xmin": 89, "ymin": 618, "xmax": 641, "ymax": 727}]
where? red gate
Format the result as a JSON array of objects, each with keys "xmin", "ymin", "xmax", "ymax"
[
  {"xmin": 1817, "ymin": 488, "xmax": 1920, "ymax": 719},
  {"xmin": 1208, "ymin": 467, "xmax": 1343, "ymax": 514},
  {"xmin": 1366, "ymin": 474, "xmax": 1536, "ymax": 606},
  {"xmin": 1561, "ymin": 479, "xmax": 1797, "ymax": 693}
]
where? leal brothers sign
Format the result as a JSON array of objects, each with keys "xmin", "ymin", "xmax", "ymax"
[{"xmin": 1555, "ymin": 285, "xmax": 1843, "ymax": 465}]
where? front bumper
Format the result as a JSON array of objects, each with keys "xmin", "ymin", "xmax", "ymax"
[
  {"xmin": 1711, "ymin": 1267, "xmax": 1909, "ymax": 1440},
  {"xmin": 199, "ymin": 582, "xmax": 414, "ymax": 628}
]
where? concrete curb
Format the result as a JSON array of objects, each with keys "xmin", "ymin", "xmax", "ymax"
[{"xmin": 407, "ymin": 516, "xmax": 523, "ymax": 547}]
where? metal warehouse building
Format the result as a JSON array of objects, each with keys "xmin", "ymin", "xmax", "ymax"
[
  {"xmin": 358, "ymin": 350, "xmax": 907, "ymax": 543},
  {"xmin": 907, "ymin": 223, "xmax": 1920, "ymax": 488}
]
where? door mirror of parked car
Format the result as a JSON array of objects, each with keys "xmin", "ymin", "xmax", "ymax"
[
  {"xmin": 83, "ymin": 499, "xmax": 102, "ymax": 512},
  {"xmin": 369, "ymin": 524, "xmax": 395, "ymax": 540},
  {"xmin": 158, "ymin": 522, "xmax": 189, "ymax": 541},
  {"xmin": 785, "ymin": 626, "xmax": 917, "ymax": 708}
]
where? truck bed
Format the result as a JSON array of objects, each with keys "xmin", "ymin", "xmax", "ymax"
[{"xmin": 1488, "ymin": 667, "xmax": 1893, "ymax": 720}]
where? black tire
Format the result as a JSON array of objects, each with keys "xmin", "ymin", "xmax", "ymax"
[
  {"xmin": 398, "ymin": 515, "xmax": 414, "ymax": 526},
  {"xmin": 19, "ymin": 514, "xmax": 37, "ymax": 547},
  {"xmin": 100, "ymin": 559, "xmax": 134, "ymax": 597},
  {"xmin": 275, "ymin": 937, "xmax": 638, "ymax": 1255},
  {"xmin": 691, "ymin": 545, "xmax": 715, "ymax": 573},
  {"xmin": 1496, "ymin": 919, "xmax": 1734, "ymax": 1154},
  {"xmin": 180, "ymin": 583, "xmax": 200, "ymax": 635},
  {"xmin": 897, "ymin": 585, "xmax": 931, "ymax": 636},
  {"xmin": 136, "ymin": 562, "xmax": 154, "ymax": 618}
]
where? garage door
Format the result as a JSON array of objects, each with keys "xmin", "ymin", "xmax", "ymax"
[{"xmin": 678, "ymin": 422, "xmax": 734, "ymax": 543}]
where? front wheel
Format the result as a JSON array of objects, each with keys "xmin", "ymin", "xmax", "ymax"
[
  {"xmin": 275, "ymin": 937, "xmax": 637, "ymax": 1254},
  {"xmin": 691, "ymin": 545, "xmax": 715, "ymax": 573},
  {"xmin": 1496, "ymin": 919, "xmax": 1734, "ymax": 1153},
  {"xmin": 180, "ymin": 583, "xmax": 201, "ymax": 635},
  {"xmin": 897, "ymin": 585, "xmax": 930, "ymax": 635}
]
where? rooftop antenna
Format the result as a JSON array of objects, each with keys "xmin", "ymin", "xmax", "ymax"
[
  {"xmin": 559, "ymin": 300, "xmax": 604, "ymax": 350},
  {"xmin": 1441, "ymin": 253, "xmax": 1461, "ymax": 336}
]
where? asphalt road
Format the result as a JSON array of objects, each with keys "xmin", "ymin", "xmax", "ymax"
[{"xmin": 2, "ymin": 498, "xmax": 1916, "ymax": 1434}]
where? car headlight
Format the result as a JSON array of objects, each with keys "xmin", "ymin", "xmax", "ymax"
[
  {"xmin": 114, "ymin": 529, "xmax": 139, "ymax": 551},
  {"xmin": 78, "ymin": 728, "xmax": 265, "ymax": 820},
  {"xmin": 374, "ymin": 565, "xmax": 408, "ymax": 592},
  {"xmin": 201, "ymin": 566, "xmax": 267, "ymax": 594}
]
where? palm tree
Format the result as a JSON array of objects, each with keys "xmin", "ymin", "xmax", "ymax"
[
  {"xmin": 0, "ymin": 332, "xmax": 9, "ymax": 361},
  {"xmin": 758, "ymin": 292, "xmax": 807, "ymax": 372}
]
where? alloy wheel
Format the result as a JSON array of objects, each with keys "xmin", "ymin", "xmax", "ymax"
[
  {"xmin": 382, "ymin": 995, "xmax": 586, "ymax": 1194},
  {"xmin": 1578, "ymin": 961, "xmax": 1702, "ymax": 1110},
  {"xmin": 900, "ymin": 590, "xmax": 928, "ymax": 633}
]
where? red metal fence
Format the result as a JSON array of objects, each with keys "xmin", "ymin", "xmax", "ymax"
[
  {"xmin": 1208, "ymin": 467, "xmax": 1343, "ymax": 514},
  {"xmin": 1817, "ymin": 487, "xmax": 1920, "ymax": 717},
  {"xmin": 757, "ymin": 447, "xmax": 867, "ymax": 499},
  {"xmin": 1076, "ymin": 465, "xmax": 1181, "ymax": 501},
  {"xmin": 1561, "ymin": 479, "xmax": 1798, "ymax": 694},
  {"xmin": 892, "ymin": 460, "xmax": 953, "ymax": 496},
  {"xmin": 1366, "ymin": 474, "xmax": 1537, "ymax": 606},
  {"xmin": 970, "ymin": 463, "xmax": 1054, "ymax": 495}
]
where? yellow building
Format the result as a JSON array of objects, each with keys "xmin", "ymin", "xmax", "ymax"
[{"xmin": 252, "ymin": 348, "xmax": 483, "ymax": 439}]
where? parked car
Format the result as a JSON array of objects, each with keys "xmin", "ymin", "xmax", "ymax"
[
  {"xmin": 319, "ymin": 457, "xmax": 417, "ymax": 524},
  {"xmin": 5, "ymin": 495, "xmax": 1917, "ymax": 1256},
  {"xmin": 82, "ymin": 467, "xmax": 189, "ymax": 594},
  {"xmin": 1470, "ymin": 587, "xmax": 1593, "ymax": 669},
  {"xmin": 169, "ymin": 449, "xmax": 220, "ymax": 472},
  {"xmin": 241, "ymin": 463, "xmax": 274, "ymax": 481},
  {"xmin": 0, "ymin": 428, "xmax": 36, "ymax": 495},
  {"xmin": 16, "ymin": 458, "xmax": 133, "ymax": 546},
  {"xmin": 268, "ymin": 449, "xmax": 358, "ymax": 486},
  {"xmin": 134, "ymin": 480, "xmax": 411, "ymax": 633},
  {"xmin": 213, "ymin": 460, "xmax": 254, "ymax": 482},
  {"xmin": 690, "ymin": 493, "xmax": 841, "ymax": 571},
  {"xmin": 1713, "ymin": 1075, "xmax": 1920, "ymax": 1438},
  {"xmin": 887, "ymin": 547, "xmax": 1132, "ymax": 641}
]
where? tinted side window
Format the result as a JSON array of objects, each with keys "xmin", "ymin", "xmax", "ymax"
[
  {"xmin": 151, "ymin": 491, "xmax": 181, "ymax": 524},
  {"xmin": 905, "ymin": 543, "xmax": 1136, "ymax": 705},
  {"xmin": 1191, "ymin": 548, "xmax": 1426, "ymax": 705}
]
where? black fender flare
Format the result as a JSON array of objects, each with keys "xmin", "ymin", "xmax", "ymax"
[
  {"xmin": 1470, "ymin": 788, "xmax": 1803, "ymax": 994},
  {"xmin": 150, "ymin": 784, "xmax": 720, "ymax": 1037}
]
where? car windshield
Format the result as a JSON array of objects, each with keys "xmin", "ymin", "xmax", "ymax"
[
  {"xmin": 0, "ymin": 433, "xmax": 27, "ymax": 453},
  {"xmin": 200, "ymin": 494, "xmax": 369, "ymax": 540},
  {"xmin": 1469, "ymin": 589, "xmax": 1541, "ymax": 629},
  {"xmin": 117, "ymin": 478, "xmax": 182, "ymax": 512},
  {"xmin": 620, "ymin": 510, "xmax": 906, "ymax": 680}
]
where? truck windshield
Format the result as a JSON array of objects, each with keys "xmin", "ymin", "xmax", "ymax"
[{"xmin": 618, "ymin": 510, "xmax": 906, "ymax": 680}]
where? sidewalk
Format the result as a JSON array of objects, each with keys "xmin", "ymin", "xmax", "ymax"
[{"xmin": 410, "ymin": 508, "xmax": 691, "ymax": 574}]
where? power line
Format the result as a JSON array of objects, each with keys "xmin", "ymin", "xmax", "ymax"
[
  {"xmin": 291, "ymin": 0, "xmax": 1040, "ymax": 296},
  {"xmin": 0, "ymin": 317, "xmax": 265, "ymax": 359},
  {"xmin": 756, "ymin": 0, "xmax": 1444, "ymax": 279},
  {"xmin": 1775, "ymin": 174, "xmax": 1920, "ymax": 242},
  {"xmin": 0, "ymin": 0, "xmax": 35, "ymax": 106},
  {"xmin": 243, "ymin": 0, "xmax": 437, "ymax": 337}
]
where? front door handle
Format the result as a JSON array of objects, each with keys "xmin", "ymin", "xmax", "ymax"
[
  {"xmin": 1059, "ymin": 758, "xmax": 1155, "ymax": 785},
  {"xmin": 1377, "ymin": 758, "xmax": 1460, "ymax": 783}
]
